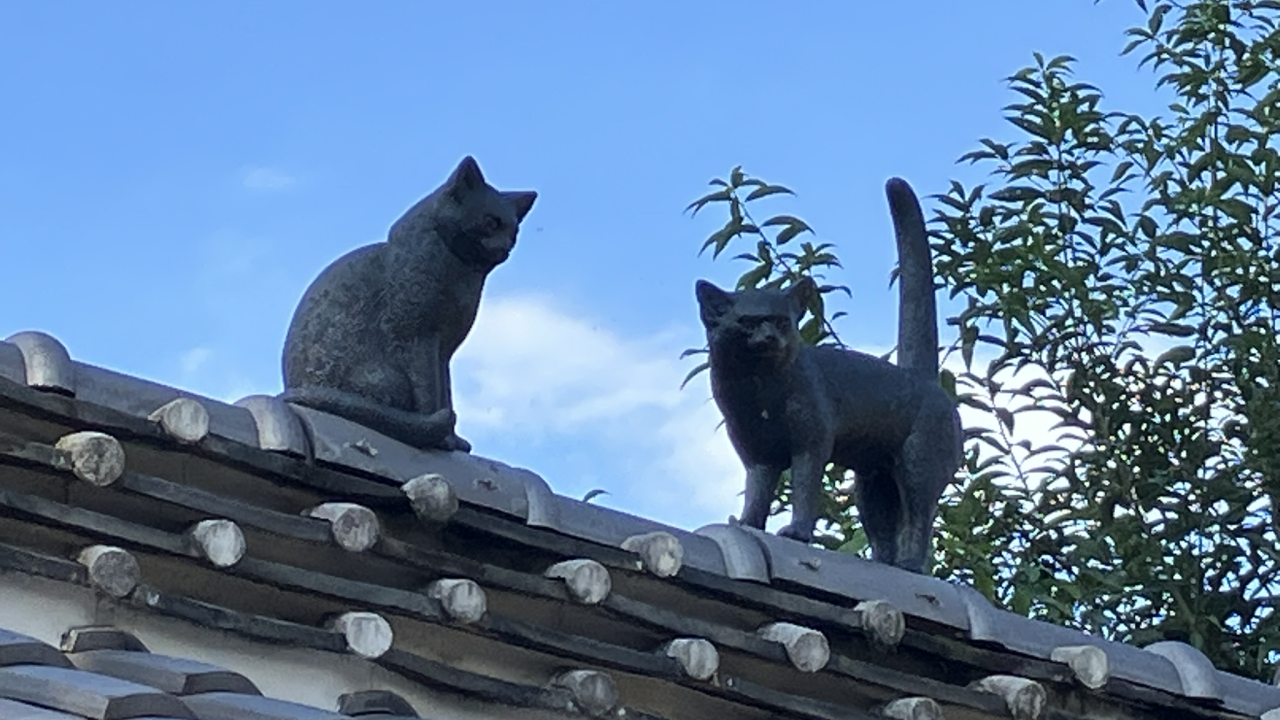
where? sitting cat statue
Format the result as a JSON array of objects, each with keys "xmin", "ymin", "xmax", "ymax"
[
  {"xmin": 695, "ymin": 177, "xmax": 961, "ymax": 574},
  {"xmin": 281, "ymin": 156, "xmax": 536, "ymax": 453}
]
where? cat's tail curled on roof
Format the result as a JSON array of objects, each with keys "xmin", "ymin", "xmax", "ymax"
[
  {"xmin": 279, "ymin": 386, "xmax": 460, "ymax": 451},
  {"xmin": 886, "ymin": 177, "xmax": 939, "ymax": 380}
]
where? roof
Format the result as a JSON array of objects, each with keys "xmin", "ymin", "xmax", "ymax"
[
  {"xmin": 0, "ymin": 328, "xmax": 1277, "ymax": 720},
  {"xmin": 0, "ymin": 625, "xmax": 426, "ymax": 720}
]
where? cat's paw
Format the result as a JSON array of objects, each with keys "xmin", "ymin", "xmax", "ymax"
[
  {"xmin": 776, "ymin": 523, "xmax": 815, "ymax": 544},
  {"xmin": 442, "ymin": 433, "xmax": 472, "ymax": 453},
  {"xmin": 422, "ymin": 407, "xmax": 457, "ymax": 429}
]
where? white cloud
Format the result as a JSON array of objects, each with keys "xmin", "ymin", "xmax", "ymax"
[
  {"xmin": 452, "ymin": 294, "xmax": 744, "ymax": 529},
  {"xmin": 241, "ymin": 166, "xmax": 296, "ymax": 192},
  {"xmin": 178, "ymin": 346, "xmax": 212, "ymax": 378},
  {"xmin": 170, "ymin": 346, "xmax": 270, "ymax": 405}
]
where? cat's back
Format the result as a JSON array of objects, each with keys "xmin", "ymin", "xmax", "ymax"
[
  {"xmin": 283, "ymin": 243, "xmax": 387, "ymax": 386},
  {"xmin": 805, "ymin": 345, "xmax": 902, "ymax": 382},
  {"xmin": 801, "ymin": 344, "xmax": 936, "ymax": 411},
  {"xmin": 290, "ymin": 243, "xmax": 386, "ymax": 326}
]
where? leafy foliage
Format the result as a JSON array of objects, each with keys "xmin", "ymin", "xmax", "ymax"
[{"xmin": 685, "ymin": 0, "xmax": 1280, "ymax": 679}]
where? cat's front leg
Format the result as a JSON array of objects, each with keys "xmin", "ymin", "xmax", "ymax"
[
  {"xmin": 398, "ymin": 336, "xmax": 465, "ymax": 449},
  {"xmin": 403, "ymin": 336, "xmax": 444, "ymax": 415},
  {"xmin": 777, "ymin": 448, "xmax": 829, "ymax": 543},
  {"xmin": 740, "ymin": 464, "xmax": 784, "ymax": 529},
  {"xmin": 437, "ymin": 362, "xmax": 471, "ymax": 453}
]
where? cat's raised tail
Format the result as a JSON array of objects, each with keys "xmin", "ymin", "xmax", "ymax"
[{"xmin": 886, "ymin": 178, "xmax": 939, "ymax": 379}]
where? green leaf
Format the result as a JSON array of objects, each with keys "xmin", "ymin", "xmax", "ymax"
[
  {"xmin": 745, "ymin": 185, "xmax": 796, "ymax": 202},
  {"xmin": 582, "ymin": 489, "xmax": 609, "ymax": 503},
  {"xmin": 680, "ymin": 361, "xmax": 710, "ymax": 390},
  {"xmin": 987, "ymin": 186, "xmax": 1045, "ymax": 202},
  {"xmin": 961, "ymin": 324, "xmax": 979, "ymax": 369},
  {"xmin": 1154, "ymin": 345, "xmax": 1195, "ymax": 368},
  {"xmin": 1147, "ymin": 322, "xmax": 1196, "ymax": 337},
  {"xmin": 763, "ymin": 215, "xmax": 814, "ymax": 244},
  {"xmin": 1137, "ymin": 215, "xmax": 1157, "ymax": 239},
  {"xmin": 736, "ymin": 263, "xmax": 771, "ymax": 291},
  {"xmin": 686, "ymin": 188, "xmax": 733, "ymax": 216},
  {"xmin": 762, "ymin": 214, "xmax": 812, "ymax": 229},
  {"xmin": 939, "ymin": 368, "xmax": 958, "ymax": 400}
]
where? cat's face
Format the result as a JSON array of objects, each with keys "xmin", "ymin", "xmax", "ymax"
[
  {"xmin": 696, "ymin": 279, "xmax": 813, "ymax": 365},
  {"xmin": 397, "ymin": 156, "xmax": 537, "ymax": 268}
]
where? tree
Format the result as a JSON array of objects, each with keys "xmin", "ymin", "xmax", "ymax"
[{"xmin": 686, "ymin": 0, "xmax": 1280, "ymax": 679}]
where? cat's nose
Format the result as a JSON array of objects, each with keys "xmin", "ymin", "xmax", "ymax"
[
  {"xmin": 749, "ymin": 327, "xmax": 778, "ymax": 347},
  {"xmin": 482, "ymin": 233, "xmax": 516, "ymax": 260}
]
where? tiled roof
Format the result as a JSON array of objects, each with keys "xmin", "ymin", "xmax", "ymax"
[
  {"xmin": 0, "ymin": 625, "xmax": 426, "ymax": 719},
  {"xmin": 0, "ymin": 329, "xmax": 1278, "ymax": 720}
]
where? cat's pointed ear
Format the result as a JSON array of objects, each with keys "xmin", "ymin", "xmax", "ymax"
[
  {"xmin": 787, "ymin": 277, "xmax": 817, "ymax": 320},
  {"xmin": 445, "ymin": 156, "xmax": 487, "ymax": 198},
  {"xmin": 696, "ymin": 280, "xmax": 733, "ymax": 325},
  {"xmin": 503, "ymin": 191, "xmax": 538, "ymax": 222}
]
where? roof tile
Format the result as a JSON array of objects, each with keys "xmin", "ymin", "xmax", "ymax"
[
  {"xmin": 747, "ymin": 528, "xmax": 972, "ymax": 630},
  {"xmin": 72, "ymin": 363, "xmax": 258, "ymax": 448},
  {"xmin": 182, "ymin": 692, "xmax": 348, "ymax": 720},
  {"xmin": 0, "ymin": 340, "xmax": 25, "ymax": 385},
  {"xmin": 0, "ymin": 664, "xmax": 195, "ymax": 719},
  {"xmin": 0, "ymin": 697, "xmax": 85, "ymax": 720},
  {"xmin": 67, "ymin": 649, "xmax": 260, "ymax": 697},
  {"xmin": 4, "ymin": 331, "xmax": 74, "ymax": 394},
  {"xmin": 0, "ymin": 629, "xmax": 72, "ymax": 669}
]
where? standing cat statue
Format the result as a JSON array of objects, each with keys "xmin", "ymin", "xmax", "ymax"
[
  {"xmin": 281, "ymin": 156, "xmax": 536, "ymax": 453},
  {"xmin": 695, "ymin": 177, "xmax": 961, "ymax": 574}
]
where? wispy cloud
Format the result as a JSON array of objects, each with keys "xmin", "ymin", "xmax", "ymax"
[
  {"xmin": 240, "ymin": 166, "xmax": 296, "ymax": 192},
  {"xmin": 453, "ymin": 294, "xmax": 744, "ymax": 529},
  {"xmin": 178, "ymin": 346, "xmax": 213, "ymax": 378},
  {"xmin": 171, "ymin": 346, "xmax": 270, "ymax": 404}
]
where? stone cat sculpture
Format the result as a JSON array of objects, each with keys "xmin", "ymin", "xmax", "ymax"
[
  {"xmin": 695, "ymin": 178, "xmax": 961, "ymax": 574},
  {"xmin": 282, "ymin": 156, "xmax": 536, "ymax": 453}
]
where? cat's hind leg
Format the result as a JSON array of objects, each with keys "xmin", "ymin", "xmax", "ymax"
[
  {"xmin": 893, "ymin": 419, "xmax": 958, "ymax": 574},
  {"xmin": 853, "ymin": 466, "xmax": 901, "ymax": 567},
  {"xmin": 281, "ymin": 360, "xmax": 458, "ymax": 451},
  {"xmin": 281, "ymin": 384, "xmax": 457, "ymax": 450}
]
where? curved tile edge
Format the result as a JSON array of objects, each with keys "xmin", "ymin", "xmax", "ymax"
[
  {"xmin": 0, "ymin": 342, "xmax": 26, "ymax": 386},
  {"xmin": 234, "ymin": 395, "xmax": 309, "ymax": 456},
  {"xmin": 693, "ymin": 524, "xmax": 770, "ymax": 583},
  {"xmin": 952, "ymin": 581, "xmax": 1000, "ymax": 640},
  {"xmin": 4, "ymin": 332, "xmax": 75, "ymax": 394},
  {"xmin": 1144, "ymin": 641, "xmax": 1223, "ymax": 700}
]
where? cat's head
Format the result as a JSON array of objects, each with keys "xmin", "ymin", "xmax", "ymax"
[
  {"xmin": 392, "ymin": 156, "xmax": 537, "ymax": 269},
  {"xmin": 695, "ymin": 278, "xmax": 814, "ymax": 364}
]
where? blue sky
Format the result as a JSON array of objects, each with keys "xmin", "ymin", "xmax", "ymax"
[{"xmin": 1, "ymin": 1, "xmax": 1162, "ymax": 530}]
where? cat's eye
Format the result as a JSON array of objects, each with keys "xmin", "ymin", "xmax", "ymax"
[{"xmin": 484, "ymin": 215, "xmax": 503, "ymax": 232}]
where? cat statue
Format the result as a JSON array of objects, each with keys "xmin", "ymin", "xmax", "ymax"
[
  {"xmin": 281, "ymin": 156, "xmax": 536, "ymax": 453},
  {"xmin": 695, "ymin": 177, "xmax": 961, "ymax": 574}
]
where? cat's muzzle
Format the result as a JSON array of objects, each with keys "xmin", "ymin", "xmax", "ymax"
[
  {"xmin": 481, "ymin": 235, "xmax": 516, "ymax": 265},
  {"xmin": 746, "ymin": 328, "xmax": 786, "ymax": 356}
]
